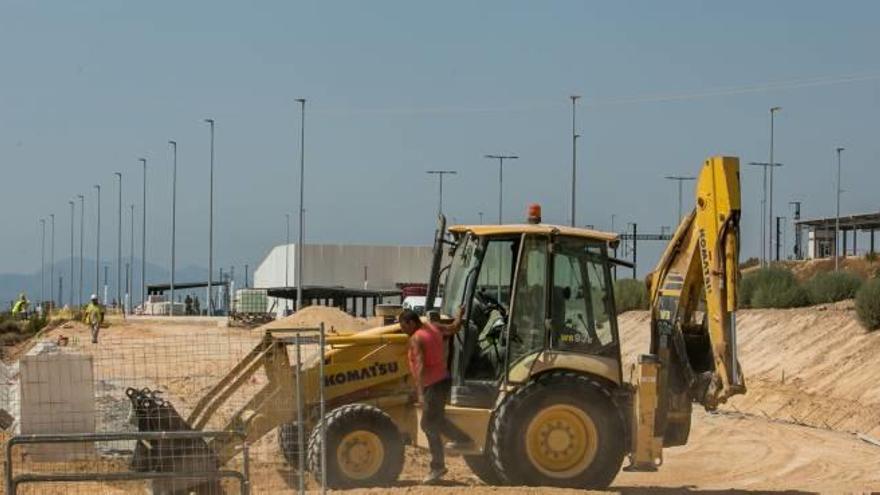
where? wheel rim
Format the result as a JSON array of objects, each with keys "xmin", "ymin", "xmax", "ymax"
[
  {"xmin": 524, "ymin": 403, "xmax": 597, "ymax": 479},
  {"xmin": 336, "ymin": 430, "xmax": 385, "ymax": 480}
]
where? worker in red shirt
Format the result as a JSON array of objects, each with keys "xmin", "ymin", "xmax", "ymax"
[{"xmin": 399, "ymin": 307, "xmax": 473, "ymax": 484}]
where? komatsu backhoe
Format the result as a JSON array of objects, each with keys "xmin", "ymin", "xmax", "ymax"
[{"xmin": 129, "ymin": 155, "xmax": 745, "ymax": 491}]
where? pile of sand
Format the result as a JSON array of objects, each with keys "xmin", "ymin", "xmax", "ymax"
[{"xmin": 259, "ymin": 305, "xmax": 372, "ymax": 333}]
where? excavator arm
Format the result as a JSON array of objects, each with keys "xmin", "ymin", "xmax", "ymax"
[{"xmin": 629, "ymin": 156, "xmax": 746, "ymax": 470}]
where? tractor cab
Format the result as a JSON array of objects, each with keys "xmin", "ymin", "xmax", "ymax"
[{"xmin": 426, "ymin": 206, "xmax": 625, "ymax": 409}]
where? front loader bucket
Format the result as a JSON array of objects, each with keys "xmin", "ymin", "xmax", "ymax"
[{"xmin": 126, "ymin": 387, "xmax": 223, "ymax": 494}]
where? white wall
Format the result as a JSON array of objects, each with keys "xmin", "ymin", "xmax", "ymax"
[{"xmin": 253, "ymin": 243, "xmax": 434, "ymax": 315}]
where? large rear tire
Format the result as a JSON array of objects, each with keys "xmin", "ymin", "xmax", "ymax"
[
  {"xmin": 464, "ymin": 453, "xmax": 504, "ymax": 485},
  {"xmin": 490, "ymin": 371, "xmax": 625, "ymax": 488},
  {"xmin": 307, "ymin": 404, "xmax": 404, "ymax": 489}
]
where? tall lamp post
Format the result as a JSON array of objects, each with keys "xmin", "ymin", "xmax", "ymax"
[
  {"xmin": 483, "ymin": 154, "xmax": 519, "ymax": 224},
  {"xmin": 663, "ymin": 176, "xmax": 696, "ymax": 228},
  {"xmin": 835, "ymin": 147, "xmax": 845, "ymax": 271},
  {"xmin": 115, "ymin": 172, "xmax": 123, "ymax": 309},
  {"xmin": 295, "ymin": 99, "xmax": 306, "ymax": 312},
  {"xmin": 748, "ymin": 161, "xmax": 783, "ymax": 264},
  {"xmin": 768, "ymin": 106, "xmax": 782, "ymax": 262},
  {"xmin": 285, "ymin": 213, "xmax": 291, "ymax": 314},
  {"xmin": 40, "ymin": 218, "xmax": 45, "ymax": 305},
  {"xmin": 77, "ymin": 194, "xmax": 84, "ymax": 305},
  {"xmin": 50, "ymin": 213, "xmax": 55, "ymax": 305},
  {"xmin": 69, "ymin": 200, "xmax": 75, "ymax": 307},
  {"xmin": 137, "ymin": 158, "xmax": 147, "ymax": 310},
  {"xmin": 169, "ymin": 140, "xmax": 178, "ymax": 314},
  {"xmin": 94, "ymin": 185, "xmax": 101, "ymax": 296},
  {"xmin": 426, "ymin": 170, "xmax": 457, "ymax": 216},
  {"xmin": 129, "ymin": 203, "xmax": 134, "ymax": 312},
  {"xmin": 570, "ymin": 95, "xmax": 580, "ymax": 227},
  {"xmin": 204, "ymin": 119, "xmax": 215, "ymax": 316}
]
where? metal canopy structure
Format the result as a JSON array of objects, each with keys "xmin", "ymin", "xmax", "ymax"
[
  {"xmin": 147, "ymin": 281, "xmax": 228, "ymax": 295},
  {"xmin": 795, "ymin": 212, "xmax": 880, "ymax": 231},
  {"xmin": 268, "ymin": 286, "xmax": 402, "ymax": 318}
]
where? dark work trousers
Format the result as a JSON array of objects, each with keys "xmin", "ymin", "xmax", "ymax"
[{"xmin": 421, "ymin": 378, "xmax": 470, "ymax": 470}]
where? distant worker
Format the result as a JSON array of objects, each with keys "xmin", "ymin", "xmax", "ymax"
[
  {"xmin": 399, "ymin": 307, "xmax": 472, "ymax": 484},
  {"xmin": 83, "ymin": 294, "xmax": 105, "ymax": 344},
  {"xmin": 193, "ymin": 296, "xmax": 201, "ymax": 316},
  {"xmin": 11, "ymin": 293, "xmax": 29, "ymax": 319},
  {"xmin": 185, "ymin": 294, "xmax": 193, "ymax": 315}
]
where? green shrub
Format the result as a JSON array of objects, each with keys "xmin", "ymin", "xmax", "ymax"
[
  {"xmin": 866, "ymin": 251, "xmax": 878, "ymax": 263},
  {"xmin": 856, "ymin": 279, "xmax": 880, "ymax": 331},
  {"xmin": 805, "ymin": 271, "xmax": 863, "ymax": 304},
  {"xmin": 614, "ymin": 278, "xmax": 649, "ymax": 313},
  {"xmin": 740, "ymin": 266, "xmax": 802, "ymax": 308}
]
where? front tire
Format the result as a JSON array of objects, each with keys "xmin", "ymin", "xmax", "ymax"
[
  {"xmin": 490, "ymin": 371, "xmax": 625, "ymax": 488},
  {"xmin": 307, "ymin": 404, "xmax": 404, "ymax": 489}
]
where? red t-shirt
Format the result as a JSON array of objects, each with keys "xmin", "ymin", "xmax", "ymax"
[{"xmin": 408, "ymin": 322, "xmax": 448, "ymax": 387}]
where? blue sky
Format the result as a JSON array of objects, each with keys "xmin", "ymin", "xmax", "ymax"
[{"xmin": 1, "ymin": 1, "xmax": 878, "ymax": 278}]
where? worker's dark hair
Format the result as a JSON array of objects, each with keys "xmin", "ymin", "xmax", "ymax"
[{"xmin": 398, "ymin": 309, "xmax": 421, "ymax": 325}]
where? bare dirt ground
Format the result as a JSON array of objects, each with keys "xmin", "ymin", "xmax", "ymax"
[{"xmin": 5, "ymin": 304, "xmax": 880, "ymax": 493}]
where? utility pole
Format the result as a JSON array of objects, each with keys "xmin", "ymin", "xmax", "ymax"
[
  {"xmin": 664, "ymin": 176, "xmax": 696, "ymax": 227},
  {"xmin": 426, "ymin": 170, "xmax": 457, "ymax": 216},
  {"xmin": 94, "ymin": 185, "xmax": 101, "ymax": 297},
  {"xmin": 115, "ymin": 172, "xmax": 123, "ymax": 309},
  {"xmin": 835, "ymin": 147, "xmax": 845, "ymax": 271},
  {"xmin": 768, "ymin": 106, "xmax": 782, "ymax": 266},
  {"xmin": 138, "ymin": 158, "xmax": 147, "ymax": 308},
  {"xmin": 484, "ymin": 154, "xmax": 519, "ymax": 224},
  {"xmin": 570, "ymin": 95, "xmax": 580, "ymax": 227},
  {"xmin": 169, "ymin": 140, "xmax": 178, "ymax": 316},
  {"xmin": 129, "ymin": 204, "xmax": 134, "ymax": 312},
  {"xmin": 50, "ymin": 213, "xmax": 55, "ymax": 305},
  {"xmin": 204, "ymin": 118, "xmax": 215, "ymax": 315},
  {"xmin": 789, "ymin": 201, "xmax": 802, "ymax": 260},
  {"xmin": 285, "ymin": 213, "xmax": 291, "ymax": 314},
  {"xmin": 40, "ymin": 218, "xmax": 45, "ymax": 305},
  {"xmin": 478, "ymin": 211, "xmax": 484, "ymax": 224},
  {"xmin": 775, "ymin": 216, "xmax": 783, "ymax": 261},
  {"xmin": 77, "ymin": 194, "xmax": 84, "ymax": 305},
  {"xmin": 631, "ymin": 222, "xmax": 638, "ymax": 279},
  {"xmin": 295, "ymin": 99, "xmax": 306, "ymax": 312},
  {"xmin": 748, "ymin": 161, "xmax": 783, "ymax": 265},
  {"xmin": 69, "ymin": 200, "xmax": 75, "ymax": 307},
  {"xmin": 244, "ymin": 264, "xmax": 249, "ymax": 289}
]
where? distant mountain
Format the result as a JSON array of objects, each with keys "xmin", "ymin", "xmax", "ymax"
[{"xmin": 0, "ymin": 258, "xmax": 215, "ymax": 306}]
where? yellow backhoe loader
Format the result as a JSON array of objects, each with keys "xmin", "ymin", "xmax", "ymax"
[{"xmin": 129, "ymin": 155, "xmax": 745, "ymax": 491}]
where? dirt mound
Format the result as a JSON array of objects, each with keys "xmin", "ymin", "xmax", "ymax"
[
  {"xmin": 259, "ymin": 305, "xmax": 372, "ymax": 333},
  {"xmin": 619, "ymin": 301, "xmax": 880, "ymax": 437}
]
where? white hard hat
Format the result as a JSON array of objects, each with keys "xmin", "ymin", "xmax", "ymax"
[{"xmin": 90, "ymin": 294, "xmax": 98, "ymax": 300}]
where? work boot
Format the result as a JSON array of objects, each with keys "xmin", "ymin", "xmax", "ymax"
[{"xmin": 422, "ymin": 467, "xmax": 447, "ymax": 485}]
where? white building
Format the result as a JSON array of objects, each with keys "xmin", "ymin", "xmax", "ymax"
[{"xmin": 253, "ymin": 243, "xmax": 434, "ymax": 315}]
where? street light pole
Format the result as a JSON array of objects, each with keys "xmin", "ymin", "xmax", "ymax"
[
  {"xmin": 285, "ymin": 213, "xmax": 290, "ymax": 314},
  {"xmin": 69, "ymin": 200, "xmax": 75, "ymax": 307},
  {"xmin": 94, "ymin": 185, "xmax": 101, "ymax": 297},
  {"xmin": 129, "ymin": 203, "xmax": 134, "ymax": 312},
  {"xmin": 40, "ymin": 218, "xmax": 45, "ymax": 305},
  {"xmin": 204, "ymin": 119, "xmax": 215, "ymax": 316},
  {"xmin": 835, "ymin": 147, "xmax": 845, "ymax": 271},
  {"xmin": 115, "ymin": 172, "xmax": 122, "ymax": 308},
  {"xmin": 748, "ymin": 162, "xmax": 783, "ymax": 265},
  {"xmin": 138, "ymin": 158, "xmax": 147, "ymax": 309},
  {"xmin": 77, "ymin": 194, "xmax": 84, "ymax": 305},
  {"xmin": 484, "ymin": 154, "xmax": 519, "ymax": 224},
  {"xmin": 663, "ymin": 176, "xmax": 696, "ymax": 228},
  {"xmin": 570, "ymin": 95, "xmax": 581, "ymax": 227},
  {"xmin": 295, "ymin": 99, "xmax": 306, "ymax": 312},
  {"xmin": 169, "ymin": 140, "xmax": 178, "ymax": 315},
  {"xmin": 50, "ymin": 213, "xmax": 55, "ymax": 305},
  {"xmin": 768, "ymin": 107, "xmax": 782, "ymax": 264},
  {"xmin": 426, "ymin": 170, "xmax": 457, "ymax": 216}
]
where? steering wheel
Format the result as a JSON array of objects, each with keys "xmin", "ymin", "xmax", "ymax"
[{"xmin": 475, "ymin": 290, "xmax": 508, "ymax": 319}]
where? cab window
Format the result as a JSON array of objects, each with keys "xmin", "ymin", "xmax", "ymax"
[{"xmin": 550, "ymin": 240, "xmax": 616, "ymax": 352}]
